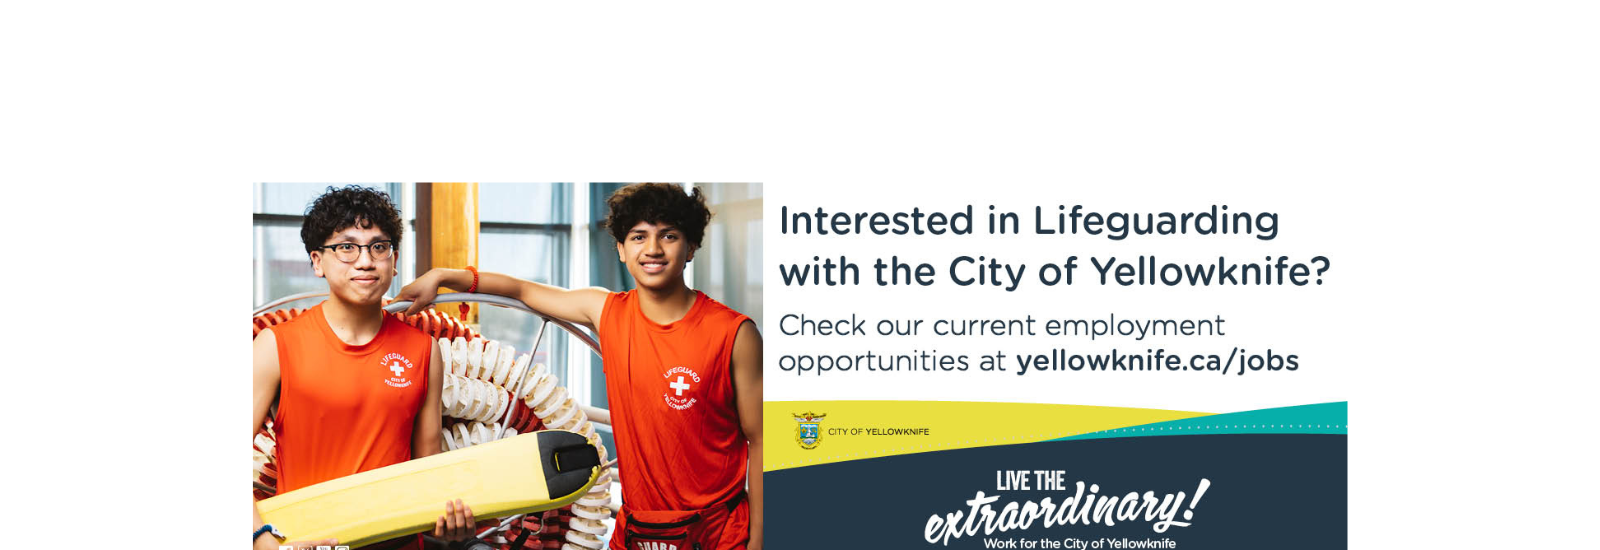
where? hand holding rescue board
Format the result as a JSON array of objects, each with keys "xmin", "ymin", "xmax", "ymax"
[{"xmin": 256, "ymin": 430, "xmax": 600, "ymax": 548}]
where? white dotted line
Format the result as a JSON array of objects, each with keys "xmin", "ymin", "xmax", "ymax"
[
  {"xmin": 1085, "ymin": 424, "xmax": 1347, "ymax": 435},
  {"xmin": 768, "ymin": 424, "xmax": 1346, "ymax": 468}
]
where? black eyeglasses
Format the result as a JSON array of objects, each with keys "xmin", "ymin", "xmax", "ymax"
[{"xmin": 317, "ymin": 241, "xmax": 395, "ymax": 263}]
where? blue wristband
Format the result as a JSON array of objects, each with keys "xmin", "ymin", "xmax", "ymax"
[{"xmin": 253, "ymin": 523, "xmax": 283, "ymax": 543}]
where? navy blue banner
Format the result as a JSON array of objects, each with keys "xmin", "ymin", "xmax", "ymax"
[{"xmin": 769, "ymin": 434, "xmax": 1346, "ymax": 549}]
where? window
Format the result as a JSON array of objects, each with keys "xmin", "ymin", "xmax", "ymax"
[
  {"xmin": 694, "ymin": 183, "xmax": 764, "ymax": 333},
  {"xmin": 252, "ymin": 183, "xmax": 412, "ymax": 310},
  {"xmin": 588, "ymin": 183, "xmax": 634, "ymax": 293},
  {"xmin": 476, "ymin": 183, "xmax": 575, "ymax": 404}
]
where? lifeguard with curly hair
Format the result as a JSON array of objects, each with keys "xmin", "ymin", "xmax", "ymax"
[
  {"xmin": 400, "ymin": 183, "xmax": 764, "ymax": 550},
  {"xmin": 253, "ymin": 186, "xmax": 480, "ymax": 550}
]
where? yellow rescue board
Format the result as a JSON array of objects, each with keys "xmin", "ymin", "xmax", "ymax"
[{"xmin": 258, "ymin": 430, "xmax": 600, "ymax": 548}]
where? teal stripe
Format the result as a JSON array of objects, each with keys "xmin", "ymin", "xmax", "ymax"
[{"xmin": 1052, "ymin": 402, "xmax": 1347, "ymax": 441}]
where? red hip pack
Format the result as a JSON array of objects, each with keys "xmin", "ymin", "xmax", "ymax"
[{"xmin": 617, "ymin": 492, "xmax": 748, "ymax": 550}]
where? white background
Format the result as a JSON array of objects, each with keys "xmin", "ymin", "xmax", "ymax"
[
  {"xmin": 764, "ymin": 186, "xmax": 1359, "ymax": 412},
  {"xmin": 2, "ymin": 1, "xmax": 1596, "ymax": 547}
]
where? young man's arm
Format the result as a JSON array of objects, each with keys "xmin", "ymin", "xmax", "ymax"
[
  {"xmin": 413, "ymin": 342, "xmax": 445, "ymax": 459},
  {"xmin": 252, "ymin": 329, "xmax": 338, "ymax": 550},
  {"xmin": 414, "ymin": 341, "xmax": 480, "ymax": 542},
  {"xmin": 399, "ymin": 268, "xmax": 608, "ymax": 330},
  {"xmin": 731, "ymin": 320, "xmax": 764, "ymax": 550}
]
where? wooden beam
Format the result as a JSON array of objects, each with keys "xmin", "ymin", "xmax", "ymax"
[
  {"xmin": 428, "ymin": 183, "xmax": 479, "ymax": 324},
  {"xmin": 414, "ymin": 182, "xmax": 432, "ymax": 276}
]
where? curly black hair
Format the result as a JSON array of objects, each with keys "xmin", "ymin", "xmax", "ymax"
[
  {"xmin": 603, "ymin": 183, "xmax": 712, "ymax": 247},
  {"xmin": 300, "ymin": 185, "xmax": 404, "ymax": 253}
]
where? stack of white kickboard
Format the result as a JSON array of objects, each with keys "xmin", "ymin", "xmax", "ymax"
[
  {"xmin": 439, "ymin": 336, "xmax": 526, "ymax": 449},
  {"xmin": 436, "ymin": 336, "xmax": 616, "ymax": 550},
  {"xmin": 252, "ymin": 429, "xmax": 277, "ymax": 490}
]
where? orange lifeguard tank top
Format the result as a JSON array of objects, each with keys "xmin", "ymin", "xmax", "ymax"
[
  {"xmin": 599, "ymin": 290, "xmax": 752, "ymax": 511},
  {"xmin": 271, "ymin": 302, "xmax": 433, "ymax": 495}
]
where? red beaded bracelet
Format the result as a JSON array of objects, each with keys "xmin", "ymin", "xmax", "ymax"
[{"xmin": 460, "ymin": 266, "xmax": 478, "ymax": 321}]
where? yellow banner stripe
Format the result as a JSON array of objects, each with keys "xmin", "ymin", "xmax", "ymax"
[{"xmin": 764, "ymin": 401, "xmax": 1211, "ymax": 472}]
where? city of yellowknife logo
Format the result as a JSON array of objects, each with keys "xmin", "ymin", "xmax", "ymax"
[{"xmin": 793, "ymin": 412, "xmax": 826, "ymax": 449}]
